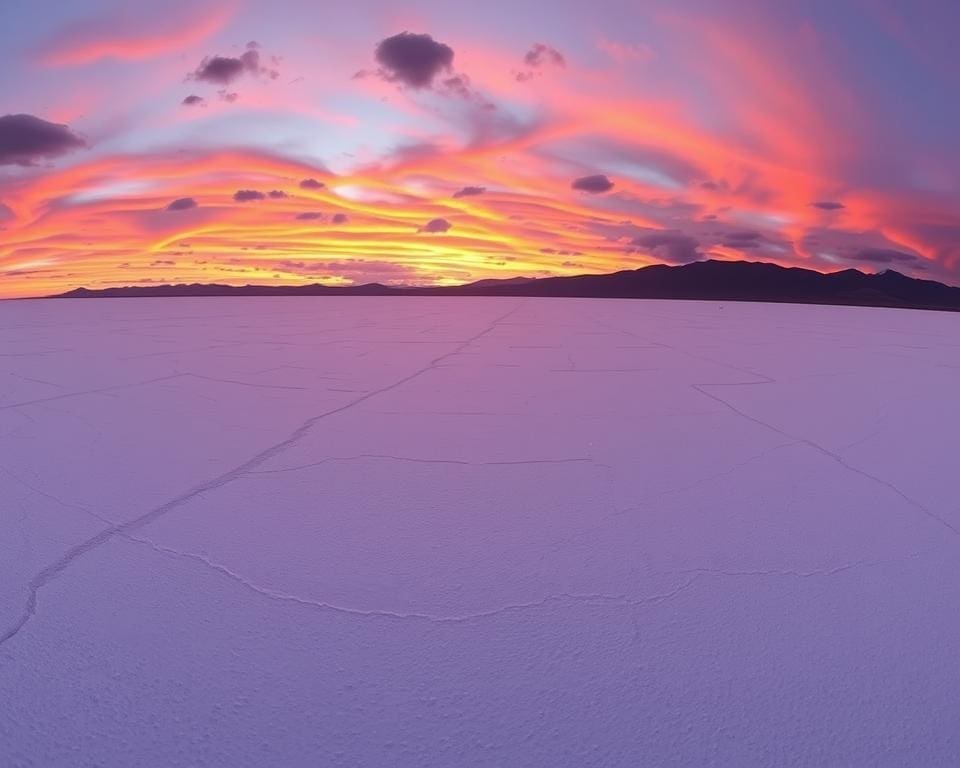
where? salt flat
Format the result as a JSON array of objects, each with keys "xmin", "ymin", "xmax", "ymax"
[{"xmin": 1, "ymin": 296, "xmax": 959, "ymax": 767}]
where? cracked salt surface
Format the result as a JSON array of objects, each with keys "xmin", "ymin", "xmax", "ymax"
[{"xmin": 1, "ymin": 296, "xmax": 960, "ymax": 767}]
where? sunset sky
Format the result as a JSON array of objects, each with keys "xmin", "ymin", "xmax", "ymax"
[{"xmin": 1, "ymin": 0, "xmax": 958, "ymax": 298}]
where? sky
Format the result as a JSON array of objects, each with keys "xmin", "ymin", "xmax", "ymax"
[{"xmin": 0, "ymin": 0, "xmax": 958, "ymax": 298}]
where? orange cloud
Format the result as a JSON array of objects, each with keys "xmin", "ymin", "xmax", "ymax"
[{"xmin": 0, "ymin": 138, "xmax": 645, "ymax": 298}]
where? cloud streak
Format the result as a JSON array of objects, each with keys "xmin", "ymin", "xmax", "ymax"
[{"xmin": 35, "ymin": 4, "xmax": 231, "ymax": 67}]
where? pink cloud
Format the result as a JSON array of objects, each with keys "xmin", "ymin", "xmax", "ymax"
[{"xmin": 34, "ymin": 4, "xmax": 232, "ymax": 67}]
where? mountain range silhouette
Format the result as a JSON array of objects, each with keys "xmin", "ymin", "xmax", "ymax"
[{"xmin": 55, "ymin": 259, "xmax": 960, "ymax": 312}]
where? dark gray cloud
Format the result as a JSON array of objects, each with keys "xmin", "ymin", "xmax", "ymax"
[
  {"xmin": 452, "ymin": 185, "xmax": 486, "ymax": 198},
  {"xmin": 797, "ymin": 227, "xmax": 929, "ymax": 273},
  {"xmin": 631, "ymin": 230, "xmax": 702, "ymax": 263},
  {"xmin": 720, "ymin": 230, "xmax": 762, "ymax": 249},
  {"xmin": 853, "ymin": 248, "xmax": 917, "ymax": 264},
  {"xmin": 0, "ymin": 203, "xmax": 13, "ymax": 222},
  {"xmin": 234, "ymin": 189, "xmax": 265, "ymax": 202},
  {"xmin": 419, "ymin": 217, "xmax": 452, "ymax": 233},
  {"xmin": 295, "ymin": 211, "xmax": 323, "ymax": 220},
  {"xmin": 523, "ymin": 43, "xmax": 565, "ymax": 68},
  {"xmin": 0, "ymin": 114, "xmax": 85, "ymax": 166},
  {"xmin": 268, "ymin": 190, "xmax": 288, "ymax": 199},
  {"xmin": 698, "ymin": 173, "xmax": 774, "ymax": 204},
  {"xmin": 374, "ymin": 32, "xmax": 454, "ymax": 89},
  {"xmin": 331, "ymin": 213, "xmax": 349, "ymax": 224},
  {"xmin": 572, "ymin": 174, "xmax": 614, "ymax": 193},
  {"xmin": 811, "ymin": 201, "xmax": 846, "ymax": 210},
  {"xmin": 166, "ymin": 197, "xmax": 198, "ymax": 211},
  {"xmin": 193, "ymin": 52, "xmax": 256, "ymax": 85},
  {"xmin": 299, "ymin": 178, "xmax": 325, "ymax": 189},
  {"xmin": 182, "ymin": 95, "xmax": 205, "ymax": 107},
  {"xmin": 190, "ymin": 42, "xmax": 279, "ymax": 86},
  {"xmin": 441, "ymin": 74, "xmax": 475, "ymax": 99},
  {"xmin": 516, "ymin": 43, "xmax": 565, "ymax": 82}
]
